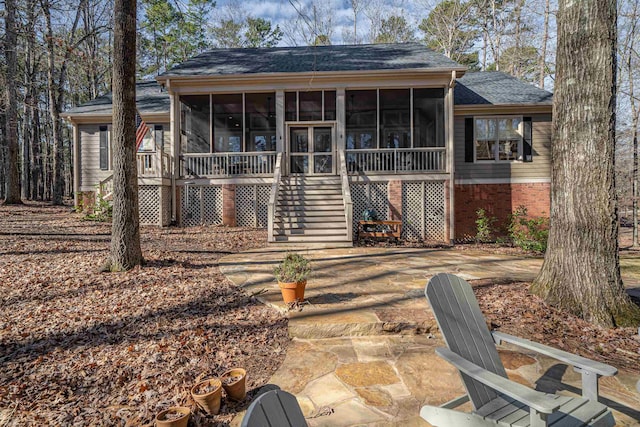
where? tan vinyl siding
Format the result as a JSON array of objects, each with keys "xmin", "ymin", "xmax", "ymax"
[
  {"xmin": 454, "ymin": 113, "xmax": 551, "ymax": 181},
  {"xmin": 79, "ymin": 124, "xmax": 112, "ymax": 192},
  {"xmin": 78, "ymin": 123, "xmax": 171, "ymax": 192}
]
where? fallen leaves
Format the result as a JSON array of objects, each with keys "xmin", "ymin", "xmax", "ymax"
[
  {"xmin": 474, "ymin": 281, "xmax": 640, "ymax": 373},
  {"xmin": 0, "ymin": 203, "xmax": 289, "ymax": 426}
]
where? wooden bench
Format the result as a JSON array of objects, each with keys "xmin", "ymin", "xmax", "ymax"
[{"xmin": 358, "ymin": 220, "xmax": 402, "ymax": 240}]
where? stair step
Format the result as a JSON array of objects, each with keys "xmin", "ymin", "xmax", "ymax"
[
  {"xmin": 278, "ymin": 193, "xmax": 343, "ymax": 200},
  {"xmin": 274, "ymin": 234, "xmax": 351, "ymax": 243},
  {"xmin": 274, "ymin": 222, "xmax": 347, "ymax": 229},
  {"xmin": 273, "ymin": 228, "xmax": 347, "ymax": 236},
  {"xmin": 275, "ymin": 215, "xmax": 347, "ymax": 222},
  {"xmin": 277, "ymin": 202, "xmax": 344, "ymax": 209},
  {"xmin": 276, "ymin": 205, "xmax": 344, "ymax": 212}
]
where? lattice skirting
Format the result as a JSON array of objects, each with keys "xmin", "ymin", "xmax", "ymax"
[
  {"xmin": 235, "ymin": 185, "xmax": 270, "ymax": 228},
  {"xmin": 138, "ymin": 185, "xmax": 172, "ymax": 226},
  {"xmin": 350, "ymin": 181, "xmax": 389, "ymax": 239},
  {"xmin": 402, "ymin": 181, "xmax": 445, "ymax": 241},
  {"xmin": 180, "ymin": 185, "xmax": 223, "ymax": 226}
]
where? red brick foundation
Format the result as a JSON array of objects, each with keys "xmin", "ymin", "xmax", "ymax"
[
  {"xmin": 222, "ymin": 184, "xmax": 236, "ymax": 226},
  {"xmin": 454, "ymin": 182, "xmax": 550, "ymax": 241},
  {"xmin": 388, "ymin": 180, "xmax": 402, "ymax": 221}
]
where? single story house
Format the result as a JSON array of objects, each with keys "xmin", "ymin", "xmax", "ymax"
[{"xmin": 62, "ymin": 43, "xmax": 553, "ymax": 245}]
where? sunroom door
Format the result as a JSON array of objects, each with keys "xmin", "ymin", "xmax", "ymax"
[{"xmin": 289, "ymin": 126, "xmax": 335, "ymax": 175}]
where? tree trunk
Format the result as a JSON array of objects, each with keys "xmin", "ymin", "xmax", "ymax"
[
  {"xmin": 532, "ymin": 0, "xmax": 640, "ymax": 327},
  {"xmin": 3, "ymin": 0, "xmax": 22, "ymax": 204},
  {"xmin": 109, "ymin": 0, "xmax": 143, "ymax": 271}
]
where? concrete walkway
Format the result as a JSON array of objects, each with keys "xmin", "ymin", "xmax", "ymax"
[{"xmin": 220, "ymin": 246, "xmax": 640, "ymax": 426}]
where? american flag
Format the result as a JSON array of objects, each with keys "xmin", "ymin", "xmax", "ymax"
[{"xmin": 135, "ymin": 110, "xmax": 150, "ymax": 151}]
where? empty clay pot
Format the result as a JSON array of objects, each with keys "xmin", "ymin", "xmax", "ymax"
[
  {"xmin": 155, "ymin": 406, "xmax": 190, "ymax": 427},
  {"xmin": 191, "ymin": 378, "xmax": 222, "ymax": 415},
  {"xmin": 221, "ymin": 368, "xmax": 247, "ymax": 401}
]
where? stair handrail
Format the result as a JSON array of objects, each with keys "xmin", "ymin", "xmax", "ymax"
[
  {"xmin": 268, "ymin": 152, "xmax": 283, "ymax": 243},
  {"xmin": 338, "ymin": 149, "xmax": 353, "ymax": 241},
  {"xmin": 98, "ymin": 174, "xmax": 114, "ymax": 199}
]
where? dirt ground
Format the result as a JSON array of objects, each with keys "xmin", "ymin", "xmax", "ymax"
[
  {"xmin": 0, "ymin": 203, "xmax": 289, "ymax": 426},
  {"xmin": 1, "ymin": 203, "xmax": 639, "ymax": 426}
]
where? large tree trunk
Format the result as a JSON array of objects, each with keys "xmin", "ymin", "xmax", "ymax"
[
  {"xmin": 532, "ymin": 0, "xmax": 640, "ymax": 327},
  {"xmin": 109, "ymin": 0, "xmax": 143, "ymax": 271},
  {"xmin": 3, "ymin": 0, "xmax": 22, "ymax": 205}
]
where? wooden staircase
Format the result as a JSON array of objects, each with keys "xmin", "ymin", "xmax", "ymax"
[{"xmin": 272, "ymin": 176, "xmax": 352, "ymax": 245}]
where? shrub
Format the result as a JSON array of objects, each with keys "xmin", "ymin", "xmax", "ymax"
[
  {"xmin": 83, "ymin": 192, "xmax": 112, "ymax": 222},
  {"xmin": 508, "ymin": 206, "xmax": 549, "ymax": 253},
  {"xmin": 475, "ymin": 208, "xmax": 497, "ymax": 243},
  {"xmin": 273, "ymin": 253, "xmax": 311, "ymax": 283}
]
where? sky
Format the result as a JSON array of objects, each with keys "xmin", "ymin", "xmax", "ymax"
[{"xmin": 211, "ymin": 0, "xmax": 424, "ymax": 46}]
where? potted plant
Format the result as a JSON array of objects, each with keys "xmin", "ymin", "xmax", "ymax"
[
  {"xmin": 273, "ymin": 253, "xmax": 311, "ymax": 303},
  {"xmin": 155, "ymin": 406, "xmax": 190, "ymax": 427},
  {"xmin": 221, "ymin": 367, "xmax": 247, "ymax": 401},
  {"xmin": 191, "ymin": 378, "xmax": 223, "ymax": 415}
]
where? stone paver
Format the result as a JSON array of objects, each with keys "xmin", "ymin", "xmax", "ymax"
[{"xmin": 221, "ymin": 246, "xmax": 640, "ymax": 426}]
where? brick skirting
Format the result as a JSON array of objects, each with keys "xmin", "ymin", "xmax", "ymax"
[{"xmin": 454, "ymin": 182, "xmax": 550, "ymax": 240}]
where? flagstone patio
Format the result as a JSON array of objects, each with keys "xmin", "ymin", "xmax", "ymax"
[{"xmin": 220, "ymin": 246, "xmax": 640, "ymax": 426}]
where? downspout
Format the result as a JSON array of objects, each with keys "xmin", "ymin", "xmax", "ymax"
[{"xmin": 448, "ymin": 70, "xmax": 456, "ymax": 244}]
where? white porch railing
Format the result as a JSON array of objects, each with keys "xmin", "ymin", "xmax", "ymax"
[
  {"xmin": 137, "ymin": 151, "xmax": 171, "ymax": 178},
  {"xmin": 267, "ymin": 153, "xmax": 283, "ymax": 243},
  {"xmin": 345, "ymin": 148, "xmax": 446, "ymax": 174},
  {"xmin": 180, "ymin": 152, "xmax": 277, "ymax": 178},
  {"xmin": 338, "ymin": 149, "xmax": 353, "ymax": 241}
]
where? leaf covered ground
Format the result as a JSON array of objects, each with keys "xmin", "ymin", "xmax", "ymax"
[{"xmin": 0, "ymin": 203, "xmax": 289, "ymax": 426}]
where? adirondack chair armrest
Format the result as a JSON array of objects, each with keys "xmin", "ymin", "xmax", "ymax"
[
  {"xmin": 491, "ymin": 331, "xmax": 617, "ymax": 377},
  {"xmin": 435, "ymin": 347, "xmax": 562, "ymax": 414}
]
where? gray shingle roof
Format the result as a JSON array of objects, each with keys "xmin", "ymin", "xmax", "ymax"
[
  {"xmin": 159, "ymin": 43, "xmax": 465, "ymax": 77},
  {"xmin": 454, "ymin": 71, "xmax": 553, "ymax": 105},
  {"xmin": 64, "ymin": 81, "xmax": 170, "ymax": 117}
]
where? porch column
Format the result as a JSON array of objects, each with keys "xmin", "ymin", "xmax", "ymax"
[
  {"xmin": 336, "ymin": 88, "xmax": 346, "ymax": 151},
  {"xmin": 72, "ymin": 122, "xmax": 80, "ymax": 208},
  {"xmin": 276, "ymin": 90, "xmax": 284, "ymax": 153},
  {"xmin": 170, "ymin": 84, "xmax": 179, "ymax": 223},
  {"xmin": 446, "ymin": 71, "xmax": 456, "ymax": 243}
]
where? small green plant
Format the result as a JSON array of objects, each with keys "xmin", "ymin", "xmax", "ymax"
[
  {"xmin": 273, "ymin": 253, "xmax": 311, "ymax": 283},
  {"xmin": 475, "ymin": 208, "xmax": 497, "ymax": 243},
  {"xmin": 508, "ymin": 206, "xmax": 549, "ymax": 253},
  {"xmin": 84, "ymin": 192, "xmax": 113, "ymax": 222}
]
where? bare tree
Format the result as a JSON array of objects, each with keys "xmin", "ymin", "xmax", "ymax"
[
  {"xmin": 109, "ymin": 0, "xmax": 143, "ymax": 271},
  {"xmin": 619, "ymin": 0, "xmax": 640, "ymax": 247},
  {"xmin": 3, "ymin": 0, "xmax": 22, "ymax": 204},
  {"xmin": 285, "ymin": 0, "xmax": 335, "ymax": 46},
  {"xmin": 532, "ymin": 0, "xmax": 640, "ymax": 327},
  {"xmin": 539, "ymin": 0, "xmax": 551, "ymax": 89}
]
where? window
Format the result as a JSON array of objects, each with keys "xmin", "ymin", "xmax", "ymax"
[
  {"xmin": 213, "ymin": 94, "xmax": 243, "ymax": 152},
  {"xmin": 299, "ymin": 91, "xmax": 322, "ymax": 121},
  {"xmin": 475, "ymin": 117, "xmax": 523, "ymax": 161},
  {"xmin": 346, "ymin": 90, "xmax": 377, "ymax": 149},
  {"xmin": 285, "ymin": 90, "xmax": 337, "ymax": 122},
  {"xmin": 413, "ymin": 88, "xmax": 444, "ymax": 147},
  {"xmin": 245, "ymin": 93, "xmax": 276, "ymax": 152},
  {"xmin": 99, "ymin": 125, "xmax": 109, "ymax": 170},
  {"xmin": 380, "ymin": 89, "xmax": 410, "ymax": 148},
  {"xmin": 180, "ymin": 95, "xmax": 210, "ymax": 153}
]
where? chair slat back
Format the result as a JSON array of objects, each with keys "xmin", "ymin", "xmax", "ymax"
[
  {"xmin": 241, "ymin": 389, "xmax": 308, "ymax": 427},
  {"xmin": 426, "ymin": 273, "xmax": 508, "ymax": 410}
]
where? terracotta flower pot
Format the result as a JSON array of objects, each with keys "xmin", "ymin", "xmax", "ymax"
[
  {"xmin": 155, "ymin": 406, "xmax": 190, "ymax": 427},
  {"xmin": 221, "ymin": 368, "xmax": 247, "ymax": 401},
  {"xmin": 191, "ymin": 378, "xmax": 222, "ymax": 415},
  {"xmin": 278, "ymin": 280, "xmax": 306, "ymax": 303}
]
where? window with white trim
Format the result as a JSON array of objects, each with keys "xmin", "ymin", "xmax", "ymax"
[{"xmin": 475, "ymin": 117, "xmax": 523, "ymax": 162}]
